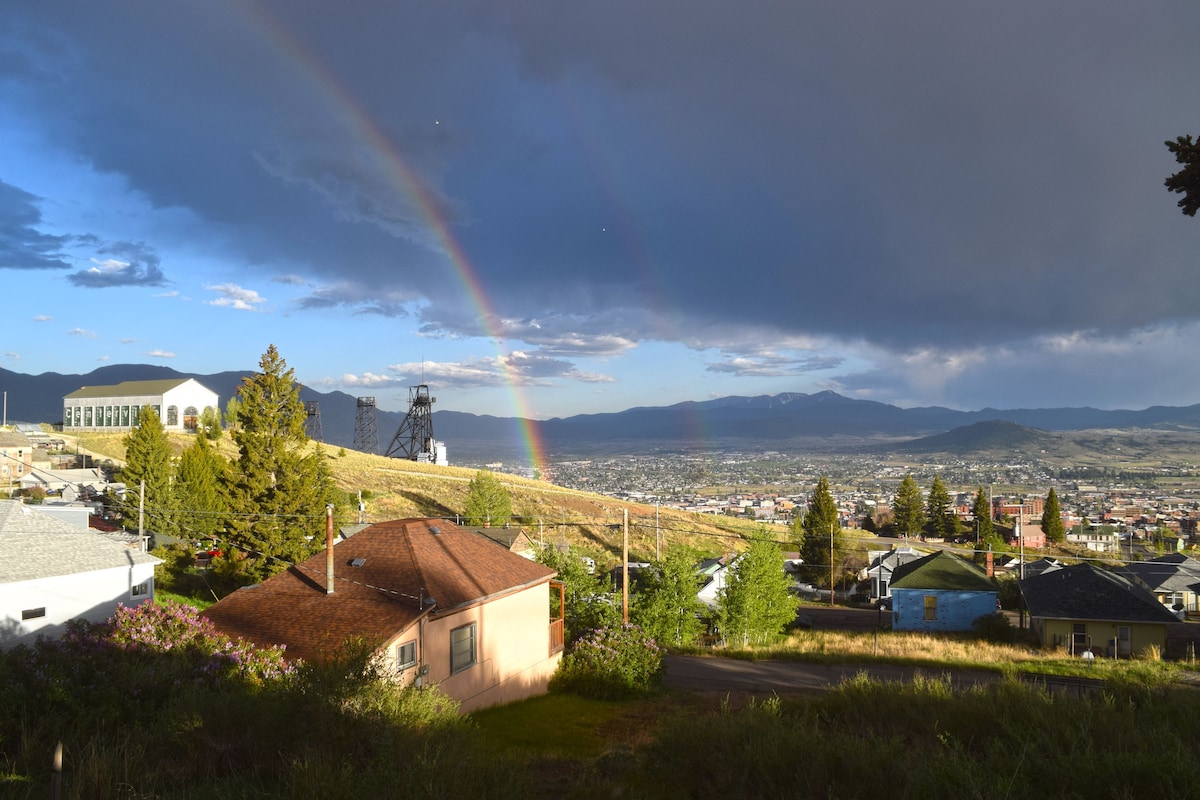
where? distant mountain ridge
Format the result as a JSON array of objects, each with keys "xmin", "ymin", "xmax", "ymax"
[{"xmin": 3, "ymin": 364, "xmax": 1200, "ymax": 463}]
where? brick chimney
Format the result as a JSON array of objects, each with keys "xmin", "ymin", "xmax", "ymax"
[
  {"xmin": 325, "ymin": 504, "xmax": 335, "ymax": 594},
  {"xmin": 985, "ymin": 550, "xmax": 994, "ymax": 578}
]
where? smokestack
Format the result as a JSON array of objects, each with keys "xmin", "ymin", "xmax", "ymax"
[
  {"xmin": 325, "ymin": 504, "xmax": 335, "ymax": 594},
  {"xmin": 985, "ymin": 550, "xmax": 994, "ymax": 578}
]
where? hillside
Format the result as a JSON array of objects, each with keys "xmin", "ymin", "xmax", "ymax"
[{"xmin": 72, "ymin": 432, "xmax": 767, "ymax": 568}]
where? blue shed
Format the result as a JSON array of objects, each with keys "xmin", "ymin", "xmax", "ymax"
[{"xmin": 890, "ymin": 551, "xmax": 997, "ymax": 632}]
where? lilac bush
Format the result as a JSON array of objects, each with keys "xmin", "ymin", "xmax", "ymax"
[{"xmin": 550, "ymin": 623, "xmax": 665, "ymax": 699}]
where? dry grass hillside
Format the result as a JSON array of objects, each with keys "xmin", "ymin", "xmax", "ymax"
[{"xmin": 71, "ymin": 431, "xmax": 768, "ymax": 570}]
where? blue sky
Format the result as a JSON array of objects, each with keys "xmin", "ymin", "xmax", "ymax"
[{"xmin": 2, "ymin": 2, "xmax": 1199, "ymax": 418}]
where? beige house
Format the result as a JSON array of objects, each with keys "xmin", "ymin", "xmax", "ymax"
[
  {"xmin": 203, "ymin": 518, "xmax": 564, "ymax": 712},
  {"xmin": 63, "ymin": 378, "xmax": 219, "ymax": 432},
  {"xmin": 0, "ymin": 431, "xmax": 33, "ymax": 495}
]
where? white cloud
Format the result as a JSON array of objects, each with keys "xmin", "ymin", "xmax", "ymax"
[
  {"xmin": 205, "ymin": 283, "xmax": 266, "ymax": 311},
  {"xmin": 33, "ymin": 315, "xmax": 51, "ymax": 322},
  {"xmin": 68, "ymin": 327, "xmax": 97, "ymax": 338},
  {"xmin": 145, "ymin": 349, "xmax": 176, "ymax": 358}
]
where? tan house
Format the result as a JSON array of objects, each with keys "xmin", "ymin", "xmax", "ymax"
[
  {"xmin": 203, "ymin": 518, "xmax": 564, "ymax": 712},
  {"xmin": 0, "ymin": 431, "xmax": 34, "ymax": 495}
]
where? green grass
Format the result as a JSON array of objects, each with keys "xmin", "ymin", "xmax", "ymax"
[{"xmin": 471, "ymin": 693, "xmax": 633, "ymax": 760}]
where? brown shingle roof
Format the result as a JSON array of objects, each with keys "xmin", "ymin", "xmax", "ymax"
[{"xmin": 202, "ymin": 518, "xmax": 556, "ymax": 662}]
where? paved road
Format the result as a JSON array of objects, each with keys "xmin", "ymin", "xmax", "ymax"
[{"xmin": 664, "ymin": 654, "xmax": 1001, "ymax": 696}]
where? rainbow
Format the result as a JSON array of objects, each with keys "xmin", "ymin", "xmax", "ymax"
[{"xmin": 234, "ymin": 3, "xmax": 547, "ymax": 475}]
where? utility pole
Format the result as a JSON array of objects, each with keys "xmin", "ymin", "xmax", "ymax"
[
  {"xmin": 655, "ymin": 502, "xmax": 661, "ymax": 561},
  {"xmin": 829, "ymin": 521, "xmax": 835, "ymax": 608},
  {"xmin": 622, "ymin": 508, "xmax": 630, "ymax": 624}
]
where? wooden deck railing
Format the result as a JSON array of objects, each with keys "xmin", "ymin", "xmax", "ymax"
[{"xmin": 550, "ymin": 618, "xmax": 564, "ymax": 654}]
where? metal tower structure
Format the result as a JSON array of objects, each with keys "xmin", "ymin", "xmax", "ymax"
[
  {"xmin": 305, "ymin": 401, "xmax": 323, "ymax": 442},
  {"xmin": 385, "ymin": 384, "xmax": 436, "ymax": 460},
  {"xmin": 354, "ymin": 396, "xmax": 378, "ymax": 454}
]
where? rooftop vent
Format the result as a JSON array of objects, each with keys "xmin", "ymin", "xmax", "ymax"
[
  {"xmin": 350, "ymin": 558, "xmax": 366, "ymax": 568},
  {"xmin": 429, "ymin": 526, "xmax": 441, "ymax": 535}
]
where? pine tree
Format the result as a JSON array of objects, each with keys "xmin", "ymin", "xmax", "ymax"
[
  {"xmin": 799, "ymin": 476, "xmax": 842, "ymax": 585},
  {"xmin": 119, "ymin": 406, "xmax": 176, "ymax": 535},
  {"xmin": 717, "ymin": 537, "xmax": 798, "ymax": 647},
  {"xmin": 463, "ymin": 469, "xmax": 512, "ymax": 526},
  {"xmin": 925, "ymin": 475, "xmax": 956, "ymax": 539},
  {"xmin": 892, "ymin": 474, "xmax": 925, "ymax": 539},
  {"xmin": 632, "ymin": 547, "xmax": 706, "ymax": 648},
  {"xmin": 971, "ymin": 486, "xmax": 996, "ymax": 543},
  {"xmin": 224, "ymin": 345, "xmax": 336, "ymax": 578},
  {"xmin": 1042, "ymin": 487, "xmax": 1065, "ymax": 543},
  {"xmin": 173, "ymin": 434, "xmax": 227, "ymax": 540},
  {"xmin": 1165, "ymin": 134, "xmax": 1200, "ymax": 217}
]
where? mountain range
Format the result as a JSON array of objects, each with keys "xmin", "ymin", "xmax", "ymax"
[{"xmin": 4, "ymin": 364, "xmax": 1200, "ymax": 464}]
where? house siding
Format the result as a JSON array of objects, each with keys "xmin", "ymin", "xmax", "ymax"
[
  {"xmin": 63, "ymin": 379, "xmax": 219, "ymax": 432},
  {"xmin": 0, "ymin": 562, "xmax": 156, "ymax": 648},
  {"xmin": 424, "ymin": 583, "xmax": 562, "ymax": 713},
  {"xmin": 1034, "ymin": 618, "xmax": 1166, "ymax": 657},
  {"xmin": 892, "ymin": 588, "xmax": 997, "ymax": 632}
]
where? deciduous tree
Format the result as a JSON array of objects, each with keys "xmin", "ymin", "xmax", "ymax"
[
  {"xmin": 463, "ymin": 469, "xmax": 512, "ymax": 527},
  {"xmin": 537, "ymin": 545, "xmax": 620, "ymax": 644},
  {"xmin": 632, "ymin": 547, "xmax": 706, "ymax": 648},
  {"xmin": 717, "ymin": 537, "xmax": 798, "ymax": 647}
]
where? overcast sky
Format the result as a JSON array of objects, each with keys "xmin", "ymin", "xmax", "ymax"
[{"xmin": 2, "ymin": 2, "xmax": 1198, "ymax": 418}]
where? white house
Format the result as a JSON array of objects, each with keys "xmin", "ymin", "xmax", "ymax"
[
  {"xmin": 0, "ymin": 500, "xmax": 160, "ymax": 648},
  {"xmin": 63, "ymin": 378, "xmax": 219, "ymax": 432}
]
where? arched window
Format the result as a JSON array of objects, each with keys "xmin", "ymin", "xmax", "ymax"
[
  {"xmin": 166, "ymin": 405, "xmax": 178, "ymax": 426},
  {"xmin": 183, "ymin": 406, "xmax": 199, "ymax": 431}
]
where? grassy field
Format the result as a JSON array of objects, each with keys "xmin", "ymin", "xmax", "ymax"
[{"xmin": 70, "ymin": 431, "xmax": 768, "ymax": 568}]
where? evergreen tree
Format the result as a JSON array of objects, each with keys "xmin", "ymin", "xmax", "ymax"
[
  {"xmin": 224, "ymin": 345, "xmax": 336, "ymax": 578},
  {"xmin": 893, "ymin": 474, "xmax": 925, "ymax": 539},
  {"xmin": 971, "ymin": 486, "xmax": 995, "ymax": 543},
  {"xmin": 119, "ymin": 406, "xmax": 176, "ymax": 535},
  {"xmin": 173, "ymin": 434, "xmax": 228, "ymax": 540},
  {"xmin": 631, "ymin": 547, "xmax": 706, "ymax": 648},
  {"xmin": 463, "ymin": 469, "xmax": 512, "ymax": 526},
  {"xmin": 198, "ymin": 406, "xmax": 223, "ymax": 441},
  {"xmin": 717, "ymin": 537, "xmax": 798, "ymax": 647},
  {"xmin": 1042, "ymin": 487, "xmax": 1065, "ymax": 543},
  {"xmin": 1165, "ymin": 134, "xmax": 1200, "ymax": 217},
  {"xmin": 799, "ymin": 476, "xmax": 843, "ymax": 585},
  {"xmin": 925, "ymin": 475, "xmax": 956, "ymax": 539}
]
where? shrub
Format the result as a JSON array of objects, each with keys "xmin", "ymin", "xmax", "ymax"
[
  {"xmin": 971, "ymin": 612, "xmax": 1018, "ymax": 644},
  {"xmin": 550, "ymin": 623, "xmax": 665, "ymax": 699}
]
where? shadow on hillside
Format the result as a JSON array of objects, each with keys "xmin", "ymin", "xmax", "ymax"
[{"xmin": 397, "ymin": 490, "xmax": 457, "ymax": 519}]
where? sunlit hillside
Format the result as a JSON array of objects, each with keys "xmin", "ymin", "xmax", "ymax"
[{"xmin": 70, "ymin": 431, "xmax": 770, "ymax": 569}]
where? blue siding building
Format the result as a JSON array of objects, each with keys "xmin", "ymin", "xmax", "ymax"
[{"xmin": 890, "ymin": 551, "xmax": 997, "ymax": 632}]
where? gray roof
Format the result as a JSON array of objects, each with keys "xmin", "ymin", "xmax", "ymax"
[
  {"xmin": 0, "ymin": 500, "xmax": 159, "ymax": 584},
  {"xmin": 0, "ymin": 431, "xmax": 32, "ymax": 448},
  {"xmin": 890, "ymin": 550, "xmax": 996, "ymax": 592},
  {"xmin": 1118, "ymin": 553, "xmax": 1200, "ymax": 595},
  {"xmin": 1019, "ymin": 563, "xmax": 1179, "ymax": 625}
]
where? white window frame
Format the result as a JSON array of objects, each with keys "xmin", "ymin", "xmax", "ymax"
[
  {"xmin": 397, "ymin": 640, "xmax": 417, "ymax": 670},
  {"xmin": 450, "ymin": 623, "xmax": 476, "ymax": 674},
  {"xmin": 131, "ymin": 581, "xmax": 150, "ymax": 599}
]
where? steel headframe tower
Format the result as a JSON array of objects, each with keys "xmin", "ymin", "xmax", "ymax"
[
  {"xmin": 304, "ymin": 401, "xmax": 323, "ymax": 443},
  {"xmin": 354, "ymin": 396, "xmax": 378, "ymax": 454},
  {"xmin": 385, "ymin": 384, "xmax": 436, "ymax": 460}
]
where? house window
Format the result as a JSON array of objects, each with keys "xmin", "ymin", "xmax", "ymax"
[
  {"xmin": 131, "ymin": 582, "xmax": 150, "ymax": 598},
  {"xmin": 923, "ymin": 595, "xmax": 937, "ymax": 621},
  {"xmin": 450, "ymin": 623, "xmax": 476, "ymax": 674},
  {"xmin": 397, "ymin": 640, "xmax": 417, "ymax": 670},
  {"xmin": 1072, "ymin": 622, "xmax": 1087, "ymax": 653},
  {"xmin": 22, "ymin": 607, "xmax": 46, "ymax": 620},
  {"xmin": 166, "ymin": 405, "xmax": 179, "ymax": 426}
]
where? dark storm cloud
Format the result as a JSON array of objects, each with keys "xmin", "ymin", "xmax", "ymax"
[
  {"xmin": 0, "ymin": 180, "xmax": 71, "ymax": 270},
  {"xmin": 67, "ymin": 241, "xmax": 166, "ymax": 288},
  {"xmin": 10, "ymin": 2, "xmax": 1200, "ymax": 372}
]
